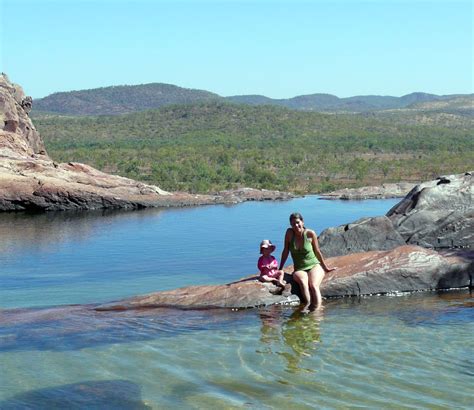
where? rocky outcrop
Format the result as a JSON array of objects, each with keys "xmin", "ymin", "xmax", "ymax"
[
  {"xmin": 0, "ymin": 154, "xmax": 292, "ymax": 211},
  {"xmin": 0, "ymin": 74, "xmax": 46, "ymax": 157},
  {"xmin": 321, "ymin": 182, "xmax": 416, "ymax": 200},
  {"xmin": 322, "ymin": 246, "xmax": 472, "ymax": 297},
  {"xmin": 95, "ymin": 278, "xmax": 299, "ymax": 311},
  {"xmin": 319, "ymin": 172, "xmax": 473, "ymax": 256},
  {"xmin": 387, "ymin": 172, "xmax": 473, "ymax": 249},
  {"xmin": 319, "ymin": 216, "xmax": 406, "ymax": 258},
  {"xmin": 95, "ymin": 246, "xmax": 472, "ymax": 310},
  {"xmin": 0, "ymin": 74, "xmax": 293, "ymax": 211},
  {"xmin": 213, "ymin": 187, "xmax": 293, "ymax": 202}
]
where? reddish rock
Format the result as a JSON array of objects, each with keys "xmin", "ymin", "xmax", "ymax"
[
  {"xmin": 322, "ymin": 245, "xmax": 472, "ymax": 297},
  {"xmin": 0, "ymin": 74, "xmax": 46, "ymax": 156},
  {"xmin": 95, "ymin": 279, "xmax": 299, "ymax": 311},
  {"xmin": 95, "ymin": 245, "xmax": 472, "ymax": 311}
]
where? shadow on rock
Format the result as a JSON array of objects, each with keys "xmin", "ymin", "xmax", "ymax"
[{"xmin": 0, "ymin": 379, "xmax": 151, "ymax": 410}]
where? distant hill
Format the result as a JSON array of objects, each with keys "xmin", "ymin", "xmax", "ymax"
[
  {"xmin": 407, "ymin": 95, "xmax": 474, "ymax": 112},
  {"xmin": 33, "ymin": 83, "xmax": 221, "ymax": 116},
  {"xmin": 364, "ymin": 95, "xmax": 474, "ymax": 128},
  {"xmin": 32, "ymin": 82, "xmax": 473, "ymax": 117},
  {"xmin": 227, "ymin": 92, "xmax": 472, "ymax": 112}
]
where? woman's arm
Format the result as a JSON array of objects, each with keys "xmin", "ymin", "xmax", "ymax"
[
  {"xmin": 279, "ymin": 229, "xmax": 291, "ymax": 270},
  {"xmin": 308, "ymin": 230, "xmax": 335, "ymax": 272}
]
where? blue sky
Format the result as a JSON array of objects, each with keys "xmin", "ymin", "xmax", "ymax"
[{"xmin": 1, "ymin": 0, "xmax": 472, "ymax": 98}]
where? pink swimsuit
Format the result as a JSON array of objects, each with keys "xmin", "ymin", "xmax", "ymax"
[{"xmin": 258, "ymin": 255, "xmax": 279, "ymax": 278}]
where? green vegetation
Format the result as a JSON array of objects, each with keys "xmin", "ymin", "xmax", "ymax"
[{"xmin": 35, "ymin": 102, "xmax": 473, "ymax": 194}]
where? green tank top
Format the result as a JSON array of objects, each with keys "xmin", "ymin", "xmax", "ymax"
[{"xmin": 289, "ymin": 230, "xmax": 319, "ymax": 271}]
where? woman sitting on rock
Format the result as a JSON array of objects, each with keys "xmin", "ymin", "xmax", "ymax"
[{"xmin": 279, "ymin": 212, "xmax": 335, "ymax": 310}]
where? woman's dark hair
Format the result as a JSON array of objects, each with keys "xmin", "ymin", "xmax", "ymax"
[{"xmin": 289, "ymin": 212, "xmax": 304, "ymax": 223}]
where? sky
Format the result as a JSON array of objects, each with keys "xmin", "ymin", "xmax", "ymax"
[{"xmin": 1, "ymin": 0, "xmax": 472, "ymax": 99}]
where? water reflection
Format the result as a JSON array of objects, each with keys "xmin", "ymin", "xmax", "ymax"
[
  {"xmin": 0, "ymin": 208, "xmax": 164, "ymax": 254},
  {"xmin": 1, "ymin": 291, "xmax": 471, "ymax": 354},
  {"xmin": 0, "ymin": 380, "xmax": 151, "ymax": 409},
  {"xmin": 258, "ymin": 306, "xmax": 323, "ymax": 374}
]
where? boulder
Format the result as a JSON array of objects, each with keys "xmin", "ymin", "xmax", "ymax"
[
  {"xmin": 318, "ymin": 172, "xmax": 473, "ymax": 255},
  {"xmin": 95, "ymin": 245, "xmax": 472, "ymax": 310},
  {"xmin": 319, "ymin": 216, "xmax": 405, "ymax": 257},
  {"xmin": 322, "ymin": 246, "xmax": 472, "ymax": 297},
  {"xmin": 387, "ymin": 172, "xmax": 473, "ymax": 249}
]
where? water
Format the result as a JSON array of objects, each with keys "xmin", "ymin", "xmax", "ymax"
[{"xmin": 1, "ymin": 197, "xmax": 472, "ymax": 408}]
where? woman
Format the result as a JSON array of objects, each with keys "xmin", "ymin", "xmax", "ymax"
[{"xmin": 279, "ymin": 212, "xmax": 335, "ymax": 310}]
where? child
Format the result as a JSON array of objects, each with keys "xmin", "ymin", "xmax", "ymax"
[{"xmin": 258, "ymin": 239, "xmax": 286, "ymax": 287}]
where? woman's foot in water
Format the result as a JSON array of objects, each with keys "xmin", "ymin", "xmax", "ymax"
[
  {"xmin": 309, "ymin": 302, "xmax": 324, "ymax": 312},
  {"xmin": 301, "ymin": 303, "xmax": 311, "ymax": 314}
]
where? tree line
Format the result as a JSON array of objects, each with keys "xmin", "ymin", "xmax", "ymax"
[{"xmin": 35, "ymin": 102, "xmax": 473, "ymax": 193}]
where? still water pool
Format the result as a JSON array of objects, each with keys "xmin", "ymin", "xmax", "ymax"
[{"xmin": 0, "ymin": 197, "xmax": 472, "ymax": 408}]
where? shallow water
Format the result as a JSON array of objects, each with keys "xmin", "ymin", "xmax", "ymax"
[{"xmin": 1, "ymin": 197, "xmax": 472, "ymax": 408}]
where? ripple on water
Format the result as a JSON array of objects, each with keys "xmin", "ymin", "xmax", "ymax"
[{"xmin": 1, "ymin": 291, "xmax": 473, "ymax": 408}]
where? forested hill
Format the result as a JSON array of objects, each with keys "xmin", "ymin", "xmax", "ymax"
[
  {"xmin": 226, "ymin": 92, "xmax": 470, "ymax": 111},
  {"xmin": 35, "ymin": 102, "xmax": 473, "ymax": 193},
  {"xmin": 32, "ymin": 82, "xmax": 472, "ymax": 116},
  {"xmin": 33, "ymin": 83, "xmax": 221, "ymax": 116}
]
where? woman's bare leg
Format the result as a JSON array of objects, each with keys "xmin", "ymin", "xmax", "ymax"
[
  {"xmin": 278, "ymin": 270, "xmax": 286, "ymax": 286},
  {"xmin": 293, "ymin": 270, "xmax": 310, "ymax": 306},
  {"xmin": 308, "ymin": 265, "xmax": 325, "ymax": 308}
]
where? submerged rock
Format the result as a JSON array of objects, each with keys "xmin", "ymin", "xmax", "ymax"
[
  {"xmin": 95, "ymin": 246, "xmax": 472, "ymax": 310},
  {"xmin": 0, "ymin": 380, "xmax": 151, "ymax": 409}
]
